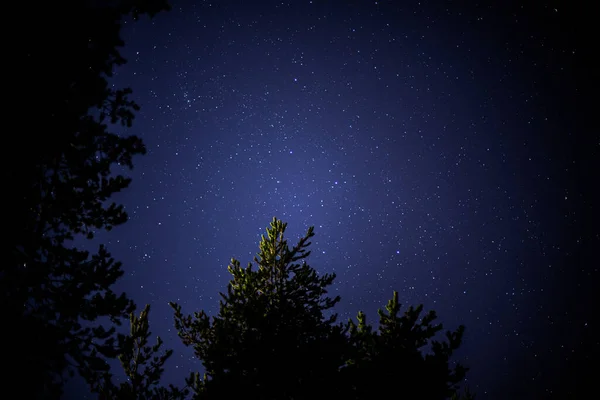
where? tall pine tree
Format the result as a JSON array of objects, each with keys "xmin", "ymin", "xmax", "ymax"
[{"xmin": 170, "ymin": 217, "xmax": 348, "ymax": 399}]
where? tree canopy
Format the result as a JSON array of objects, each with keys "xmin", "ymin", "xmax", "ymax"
[
  {"xmin": 83, "ymin": 304, "xmax": 189, "ymax": 400},
  {"xmin": 3, "ymin": 1, "xmax": 170, "ymax": 397},
  {"xmin": 169, "ymin": 217, "xmax": 472, "ymax": 400}
]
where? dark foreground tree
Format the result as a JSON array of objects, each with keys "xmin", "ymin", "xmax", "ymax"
[
  {"xmin": 342, "ymin": 292, "xmax": 469, "ymax": 399},
  {"xmin": 83, "ymin": 304, "xmax": 189, "ymax": 400},
  {"xmin": 3, "ymin": 1, "xmax": 170, "ymax": 397},
  {"xmin": 170, "ymin": 218, "xmax": 471, "ymax": 400},
  {"xmin": 170, "ymin": 218, "xmax": 349, "ymax": 399}
]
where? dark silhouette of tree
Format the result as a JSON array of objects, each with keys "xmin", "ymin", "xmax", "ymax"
[
  {"xmin": 341, "ymin": 292, "xmax": 469, "ymax": 399},
  {"xmin": 82, "ymin": 304, "xmax": 190, "ymax": 400},
  {"xmin": 452, "ymin": 387, "xmax": 476, "ymax": 400},
  {"xmin": 3, "ymin": 1, "xmax": 170, "ymax": 398},
  {"xmin": 169, "ymin": 218, "xmax": 472, "ymax": 400},
  {"xmin": 170, "ymin": 218, "xmax": 349, "ymax": 399}
]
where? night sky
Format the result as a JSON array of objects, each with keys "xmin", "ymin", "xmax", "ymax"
[{"xmin": 67, "ymin": 1, "xmax": 596, "ymax": 398}]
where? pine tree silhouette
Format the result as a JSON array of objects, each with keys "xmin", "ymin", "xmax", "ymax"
[
  {"xmin": 170, "ymin": 218, "xmax": 472, "ymax": 400},
  {"xmin": 170, "ymin": 218, "xmax": 348, "ymax": 399},
  {"xmin": 3, "ymin": 1, "xmax": 170, "ymax": 397},
  {"xmin": 83, "ymin": 304, "xmax": 189, "ymax": 400}
]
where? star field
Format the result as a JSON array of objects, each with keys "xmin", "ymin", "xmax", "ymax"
[{"xmin": 67, "ymin": 1, "xmax": 596, "ymax": 398}]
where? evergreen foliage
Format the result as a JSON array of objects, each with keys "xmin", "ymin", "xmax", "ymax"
[
  {"xmin": 342, "ymin": 291, "xmax": 468, "ymax": 399},
  {"xmin": 170, "ymin": 218, "xmax": 348, "ymax": 399},
  {"xmin": 170, "ymin": 218, "xmax": 472, "ymax": 400},
  {"xmin": 3, "ymin": 1, "xmax": 170, "ymax": 397},
  {"xmin": 83, "ymin": 305, "xmax": 189, "ymax": 400}
]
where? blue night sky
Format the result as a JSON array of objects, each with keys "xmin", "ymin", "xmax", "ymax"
[{"xmin": 67, "ymin": 1, "xmax": 596, "ymax": 399}]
